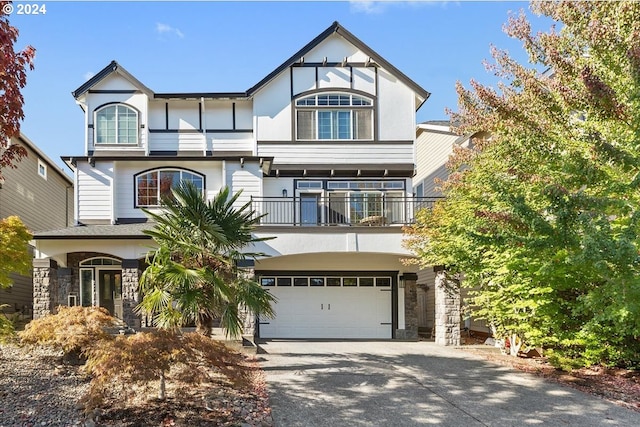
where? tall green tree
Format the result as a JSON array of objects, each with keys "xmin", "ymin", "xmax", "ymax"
[
  {"xmin": 137, "ymin": 182, "xmax": 275, "ymax": 337},
  {"xmin": 405, "ymin": 1, "xmax": 640, "ymax": 369}
]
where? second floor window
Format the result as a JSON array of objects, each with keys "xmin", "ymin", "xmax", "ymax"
[
  {"xmin": 136, "ymin": 168, "xmax": 204, "ymax": 207},
  {"xmin": 95, "ymin": 104, "xmax": 138, "ymax": 144},
  {"xmin": 296, "ymin": 93, "xmax": 373, "ymax": 141}
]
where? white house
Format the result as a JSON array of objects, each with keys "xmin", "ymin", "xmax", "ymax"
[{"xmin": 33, "ymin": 21, "xmax": 442, "ymax": 340}]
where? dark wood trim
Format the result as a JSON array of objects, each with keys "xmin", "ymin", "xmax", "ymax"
[
  {"xmin": 350, "ymin": 66, "xmax": 353, "ymax": 89},
  {"xmin": 154, "ymin": 92, "xmax": 247, "ymax": 99},
  {"xmin": 165, "ymin": 103, "xmax": 169, "ymax": 130},
  {"xmin": 35, "ymin": 235, "xmax": 152, "ymax": 241},
  {"xmin": 392, "ymin": 275, "xmax": 398, "ymax": 339},
  {"xmin": 149, "ymin": 128, "xmax": 253, "ymax": 134},
  {"xmin": 292, "ymin": 62, "xmax": 377, "ymax": 68},
  {"xmin": 198, "ymin": 102, "xmax": 202, "ymax": 130},
  {"xmin": 315, "ymin": 67, "xmax": 319, "ymax": 88},
  {"xmin": 232, "ymin": 102, "xmax": 236, "ymax": 130}
]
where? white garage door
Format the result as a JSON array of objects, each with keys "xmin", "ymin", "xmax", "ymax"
[{"xmin": 259, "ymin": 276, "xmax": 392, "ymax": 339}]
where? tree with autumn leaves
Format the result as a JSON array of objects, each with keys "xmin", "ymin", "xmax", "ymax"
[
  {"xmin": 0, "ymin": 1, "xmax": 35, "ymax": 179},
  {"xmin": 405, "ymin": 1, "xmax": 640, "ymax": 369}
]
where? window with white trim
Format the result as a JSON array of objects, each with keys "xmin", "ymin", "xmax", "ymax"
[
  {"xmin": 136, "ymin": 168, "xmax": 204, "ymax": 207},
  {"xmin": 296, "ymin": 93, "xmax": 373, "ymax": 141},
  {"xmin": 37, "ymin": 159, "xmax": 47, "ymax": 180},
  {"xmin": 95, "ymin": 104, "xmax": 138, "ymax": 144}
]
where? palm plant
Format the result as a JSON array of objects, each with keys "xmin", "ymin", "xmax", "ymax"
[{"xmin": 136, "ymin": 182, "xmax": 275, "ymax": 337}]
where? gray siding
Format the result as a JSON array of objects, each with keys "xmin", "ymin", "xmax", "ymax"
[
  {"xmin": 414, "ymin": 128, "xmax": 459, "ymax": 198},
  {"xmin": 0, "ymin": 273, "xmax": 32, "ymax": 315},
  {"xmin": 0, "ymin": 141, "xmax": 73, "ymax": 232}
]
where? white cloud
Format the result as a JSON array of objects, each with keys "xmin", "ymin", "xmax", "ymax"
[
  {"xmin": 84, "ymin": 71, "xmax": 95, "ymax": 81},
  {"xmin": 349, "ymin": 1, "xmax": 388, "ymax": 15},
  {"xmin": 350, "ymin": 1, "xmax": 457, "ymax": 15},
  {"xmin": 156, "ymin": 22, "xmax": 185, "ymax": 39}
]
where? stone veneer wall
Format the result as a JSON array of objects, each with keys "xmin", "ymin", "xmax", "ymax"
[
  {"xmin": 434, "ymin": 268, "xmax": 461, "ymax": 346},
  {"xmin": 238, "ymin": 268, "xmax": 256, "ymax": 337},
  {"xmin": 396, "ymin": 273, "xmax": 418, "ymax": 341},
  {"xmin": 32, "ymin": 258, "xmax": 58, "ymax": 319},
  {"xmin": 121, "ymin": 259, "xmax": 141, "ymax": 328}
]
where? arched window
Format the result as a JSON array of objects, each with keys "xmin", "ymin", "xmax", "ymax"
[
  {"xmin": 135, "ymin": 168, "xmax": 204, "ymax": 207},
  {"xmin": 95, "ymin": 104, "xmax": 138, "ymax": 144},
  {"xmin": 295, "ymin": 93, "xmax": 373, "ymax": 141}
]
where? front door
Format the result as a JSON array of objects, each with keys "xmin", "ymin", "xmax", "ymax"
[{"xmin": 99, "ymin": 270, "xmax": 122, "ymax": 319}]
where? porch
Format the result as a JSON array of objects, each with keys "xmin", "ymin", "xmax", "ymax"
[{"xmin": 250, "ymin": 196, "xmax": 441, "ymax": 226}]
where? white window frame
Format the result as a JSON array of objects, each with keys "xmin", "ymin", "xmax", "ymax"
[
  {"xmin": 94, "ymin": 104, "xmax": 139, "ymax": 145},
  {"xmin": 295, "ymin": 93, "xmax": 373, "ymax": 141},
  {"xmin": 37, "ymin": 159, "xmax": 47, "ymax": 180}
]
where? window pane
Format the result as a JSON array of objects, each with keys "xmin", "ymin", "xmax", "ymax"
[
  {"xmin": 297, "ymin": 111, "xmax": 315, "ymax": 140},
  {"xmin": 80, "ymin": 270, "xmax": 93, "ymax": 307},
  {"xmin": 318, "ymin": 111, "xmax": 332, "ymax": 139},
  {"xmin": 159, "ymin": 171, "xmax": 180, "ymax": 201},
  {"xmin": 354, "ymin": 110, "xmax": 372, "ymax": 140},
  {"xmin": 359, "ymin": 277, "xmax": 374, "ymax": 287},
  {"xmin": 277, "ymin": 277, "xmax": 292, "ymax": 287},
  {"xmin": 376, "ymin": 277, "xmax": 391, "ymax": 287},
  {"xmin": 96, "ymin": 106, "xmax": 116, "ymax": 144},
  {"xmin": 326, "ymin": 277, "xmax": 341, "ymax": 287},
  {"xmin": 294, "ymin": 277, "xmax": 308, "ymax": 287},
  {"xmin": 310, "ymin": 277, "xmax": 325, "ymax": 287},
  {"xmin": 137, "ymin": 172, "xmax": 158, "ymax": 206},
  {"xmin": 261, "ymin": 278, "xmax": 275, "ymax": 287},
  {"xmin": 336, "ymin": 111, "xmax": 351, "ymax": 139},
  {"xmin": 343, "ymin": 277, "xmax": 357, "ymax": 287}
]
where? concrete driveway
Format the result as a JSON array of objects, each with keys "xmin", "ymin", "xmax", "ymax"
[{"xmin": 258, "ymin": 340, "xmax": 640, "ymax": 427}]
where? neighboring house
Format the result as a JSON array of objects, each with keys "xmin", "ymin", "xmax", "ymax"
[
  {"xmin": 33, "ymin": 21, "xmax": 443, "ymax": 340},
  {"xmin": 0, "ymin": 133, "xmax": 74, "ymax": 316},
  {"xmin": 413, "ymin": 121, "xmax": 490, "ymax": 338}
]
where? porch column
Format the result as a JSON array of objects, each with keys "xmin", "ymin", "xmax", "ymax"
[
  {"xmin": 32, "ymin": 258, "xmax": 58, "ymax": 319},
  {"xmin": 434, "ymin": 266, "xmax": 461, "ymax": 346},
  {"xmin": 396, "ymin": 273, "xmax": 418, "ymax": 341},
  {"xmin": 121, "ymin": 259, "xmax": 141, "ymax": 329}
]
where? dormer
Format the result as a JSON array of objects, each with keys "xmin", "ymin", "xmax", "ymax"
[{"xmin": 73, "ymin": 61, "xmax": 153, "ymax": 156}]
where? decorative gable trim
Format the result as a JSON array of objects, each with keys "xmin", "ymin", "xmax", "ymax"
[
  {"xmin": 246, "ymin": 21, "xmax": 430, "ymax": 109},
  {"xmin": 72, "ymin": 61, "xmax": 154, "ymax": 99}
]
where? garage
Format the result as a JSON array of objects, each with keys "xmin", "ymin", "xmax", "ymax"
[{"xmin": 257, "ymin": 275, "xmax": 394, "ymax": 339}]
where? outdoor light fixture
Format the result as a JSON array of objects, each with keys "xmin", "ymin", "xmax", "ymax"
[{"xmin": 282, "ymin": 188, "xmax": 288, "ymax": 198}]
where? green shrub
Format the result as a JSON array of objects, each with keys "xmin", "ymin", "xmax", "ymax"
[{"xmin": 0, "ymin": 305, "xmax": 15, "ymax": 343}]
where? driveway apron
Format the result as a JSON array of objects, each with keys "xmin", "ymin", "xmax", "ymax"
[{"xmin": 259, "ymin": 340, "xmax": 640, "ymax": 427}]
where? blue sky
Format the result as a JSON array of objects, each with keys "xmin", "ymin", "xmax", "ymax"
[{"xmin": 10, "ymin": 0, "xmax": 551, "ymax": 173}]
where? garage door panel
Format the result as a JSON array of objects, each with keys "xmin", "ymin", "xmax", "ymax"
[{"xmin": 259, "ymin": 281, "xmax": 392, "ymax": 339}]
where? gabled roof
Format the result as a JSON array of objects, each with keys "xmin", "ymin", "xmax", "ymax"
[
  {"xmin": 246, "ymin": 21, "xmax": 430, "ymax": 107},
  {"xmin": 72, "ymin": 61, "xmax": 154, "ymax": 99},
  {"xmin": 72, "ymin": 22, "xmax": 430, "ymax": 107}
]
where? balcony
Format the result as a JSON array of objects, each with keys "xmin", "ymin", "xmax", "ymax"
[{"xmin": 250, "ymin": 196, "xmax": 441, "ymax": 226}]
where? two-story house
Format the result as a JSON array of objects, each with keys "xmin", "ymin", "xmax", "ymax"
[
  {"xmin": 0, "ymin": 133, "xmax": 74, "ymax": 316},
  {"xmin": 33, "ymin": 21, "xmax": 436, "ymax": 340}
]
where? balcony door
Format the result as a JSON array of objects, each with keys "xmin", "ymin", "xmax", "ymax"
[{"xmin": 300, "ymin": 194, "xmax": 321, "ymax": 225}]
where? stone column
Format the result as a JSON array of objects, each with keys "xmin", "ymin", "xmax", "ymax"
[
  {"xmin": 434, "ymin": 266, "xmax": 461, "ymax": 346},
  {"xmin": 32, "ymin": 258, "xmax": 58, "ymax": 319},
  {"xmin": 397, "ymin": 273, "xmax": 418, "ymax": 341},
  {"xmin": 121, "ymin": 259, "xmax": 141, "ymax": 329}
]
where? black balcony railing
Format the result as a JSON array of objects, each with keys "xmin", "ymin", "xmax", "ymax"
[{"xmin": 250, "ymin": 196, "xmax": 442, "ymax": 226}]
